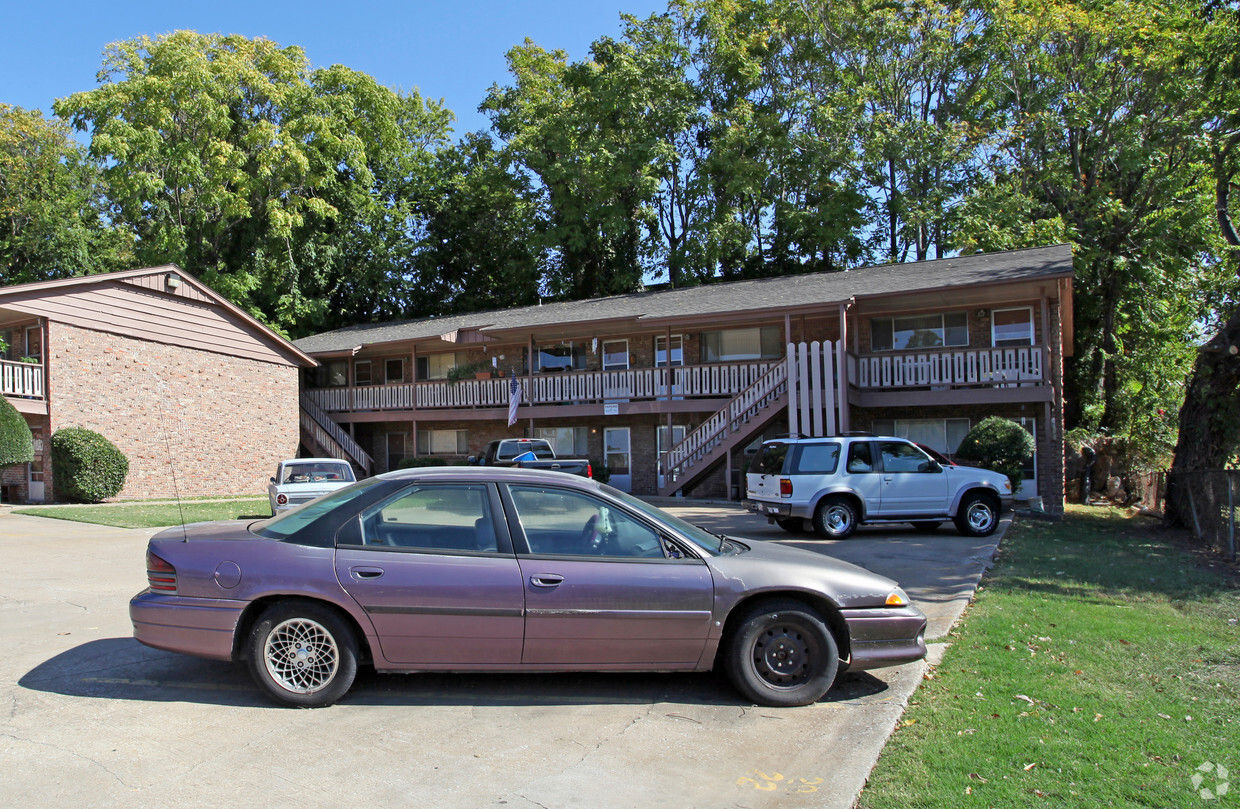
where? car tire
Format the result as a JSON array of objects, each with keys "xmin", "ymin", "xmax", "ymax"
[
  {"xmin": 813, "ymin": 497, "xmax": 858, "ymax": 539},
  {"xmin": 911, "ymin": 521, "xmax": 942, "ymax": 533},
  {"xmin": 954, "ymin": 492, "xmax": 1000, "ymax": 537},
  {"xmin": 247, "ymin": 600, "xmax": 359, "ymax": 708},
  {"xmin": 723, "ymin": 599, "xmax": 840, "ymax": 707},
  {"xmin": 775, "ymin": 517, "xmax": 806, "ymax": 533}
]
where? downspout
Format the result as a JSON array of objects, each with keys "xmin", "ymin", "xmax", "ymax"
[{"xmin": 839, "ymin": 299, "xmax": 855, "ymax": 434}]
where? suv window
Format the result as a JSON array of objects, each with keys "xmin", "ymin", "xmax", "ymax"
[
  {"xmin": 846, "ymin": 441, "xmax": 875, "ymax": 474},
  {"xmin": 792, "ymin": 442, "xmax": 841, "ymax": 474},
  {"xmin": 879, "ymin": 441, "xmax": 937, "ymax": 473},
  {"xmin": 750, "ymin": 442, "xmax": 790, "ymax": 475}
]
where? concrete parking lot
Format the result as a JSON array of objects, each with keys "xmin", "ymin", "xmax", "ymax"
[{"xmin": 0, "ymin": 505, "xmax": 1006, "ymax": 809}]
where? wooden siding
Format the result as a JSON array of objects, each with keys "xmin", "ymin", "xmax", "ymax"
[
  {"xmin": 121, "ymin": 274, "xmax": 214, "ymax": 304},
  {"xmin": 0, "ymin": 282, "xmax": 303, "ymax": 367}
]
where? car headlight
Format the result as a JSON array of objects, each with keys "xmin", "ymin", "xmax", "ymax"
[{"xmin": 885, "ymin": 587, "xmax": 911, "ymax": 607}]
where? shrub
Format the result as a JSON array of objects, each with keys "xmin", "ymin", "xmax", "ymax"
[
  {"xmin": 51, "ymin": 427, "xmax": 129, "ymax": 502},
  {"xmin": 592, "ymin": 463, "xmax": 612, "ymax": 484},
  {"xmin": 0, "ymin": 397, "xmax": 33, "ymax": 466},
  {"xmin": 396, "ymin": 456, "xmax": 450, "ymax": 469},
  {"xmin": 954, "ymin": 417, "xmax": 1035, "ymax": 493}
]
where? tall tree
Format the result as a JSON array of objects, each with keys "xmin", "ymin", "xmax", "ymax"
[
  {"xmin": 0, "ymin": 104, "xmax": 130, "ymax": 283},
  {"xmin": 55, "ymin": 31, "xmax": 450, "ymax": 335}
]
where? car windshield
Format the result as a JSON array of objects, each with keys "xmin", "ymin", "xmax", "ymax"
[
  {"xmin": 281, "ymin": 462, "xmax": 355, "ymax": 484},
  {"xmin": 600, "ymin": 485, "xmax": 725, "ymax": 555},
  {"xmin": 252, "ymin": 477, "xmax": 388, "ymax": 539}
]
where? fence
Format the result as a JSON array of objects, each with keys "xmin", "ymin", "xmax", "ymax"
[{"xmin": 1167, "ymin": 470, "xmax": 1239, "ymax": 561}]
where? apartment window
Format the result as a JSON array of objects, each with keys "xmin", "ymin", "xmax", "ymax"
[
  {"xmin": 385, "ymin": 358, "xmax": 406, "ymax": 384},
  {"xmin": 602, "ymin": 340, "xmax": 629, "ymax": 371},
  {"xmin": 323, "ymin": 360, "xmax": 348, "ymax": 387},
  {"xmin": 534, "ymin": 344, "xmax": 587, "ymax": 373},
  {"xmin": 992, "ymin": 307, "xmax": 1034, "ymax": 347},
  {"xmin": 354, "ymin": 360, "xmax": 373, "ymax": 385},
  {"xmin": 417, "ymin": 429, "xmax": 468, "ymax": 455},
  {"xmin": 0, "ymin": 330, "xmax": 11, "ymax": 360},
  {"xmin": 655, "ymin": 335, "xmax": 684, "ymax": 367},
  {"xmin": 871, "ymin": 313, "xmax": 968, "ymax": 352},
  {"xmin": 872, "ymin": 418, "xmax": 972, "ymax": 457},
  {"xmin": 701, "ymin": 326, "xmax": 782, "ymax": 362},
  {"xmin": 535, "ymin": 427, "xmax": 589, "ymax": 456},
  {"xmin": 417, "ymin": 352, "xmax": 466, "ymax": 381},
  {"xmin": 24, "ymin": 325, "xmax": 41, "ymax": 361}
]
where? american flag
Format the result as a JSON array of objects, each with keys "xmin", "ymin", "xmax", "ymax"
[{"xmin": 507, "ymin": 376, "xmax": 522, "ymax": 427}]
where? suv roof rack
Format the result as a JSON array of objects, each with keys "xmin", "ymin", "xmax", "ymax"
[{"xmin": 840, "ymin": 430, "xmax": 874, "ymax": 437}]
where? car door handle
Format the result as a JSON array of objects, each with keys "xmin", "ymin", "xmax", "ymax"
[
  {"xmin": 350, "ymin": 566, "xmax": 385, "ymax": 580},
  {"xmin": 530, "ymin": 574, "xmax": 564, "ymax": 588},
  {"xmin": 884, "ymin": 476, "xmax": 894, "ymax": 482}
]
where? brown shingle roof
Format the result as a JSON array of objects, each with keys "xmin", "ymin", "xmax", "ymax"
[{"xmin": 294, "ymin": 244, "xmax": 1073, "ymax": 354}]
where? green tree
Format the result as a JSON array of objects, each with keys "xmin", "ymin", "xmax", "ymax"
[
  {"xmin": 0, "ymin": 104, "xmax": 130, "ymax": 283},
  {"xmin": 55, "ymin": 31, "xmax": 451, "ymax": 336},
  {"xmin": 0, "ymin": 397, "xmax": 34, "ymax": 467}
]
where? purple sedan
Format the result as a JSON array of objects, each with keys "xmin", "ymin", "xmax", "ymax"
[{"xmin": 131, "ymin": 467, "xmax": 926, "ymax": 708}]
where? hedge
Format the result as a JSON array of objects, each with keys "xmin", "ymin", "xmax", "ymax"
[
  {"xmin": 51, "ymin": 427, "xmax": 129, "ymax": 503},
  {"xmin": 954, "ymin": 416, "xmax": 1035, "ymax": 493},
  {"xmin": 0, "ymin": 397, "xmax": 33, "ymax": 466}
]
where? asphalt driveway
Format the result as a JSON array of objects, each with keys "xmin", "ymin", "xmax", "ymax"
[{"xmin": 0, "ymin": 504, "xmax": 1007, "ymax": 809}]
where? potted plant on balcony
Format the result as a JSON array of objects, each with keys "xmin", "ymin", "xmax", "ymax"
[{"xmin": 446, "ymin": 361, "xmax": 493, "ymax": 383}]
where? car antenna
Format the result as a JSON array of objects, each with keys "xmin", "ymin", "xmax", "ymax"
[{"xmin": 150, "ymin": 368, "xmax": 189, "ymax": 540}]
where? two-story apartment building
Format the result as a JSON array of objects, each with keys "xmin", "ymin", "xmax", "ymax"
[
  {"xmin": 0, "ymin": 267, "xmax": 316, "ymax": 502},
  {"xmin": 295, "ymin": 244, "xmax": 1074, "ymax": 512}
]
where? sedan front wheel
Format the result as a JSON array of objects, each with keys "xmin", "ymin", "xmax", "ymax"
[
  {"xmin": 247, "ymin": 600, "xmax": 358, "ymax": 708},
  {"xmin": 724, "ymin": 599, "xmax": 840, "ymax": 707}
]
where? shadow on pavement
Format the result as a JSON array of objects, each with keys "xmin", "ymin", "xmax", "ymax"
[{"xmin": 21, "ymin": 637, "xmax": 894, "ymax": 709}]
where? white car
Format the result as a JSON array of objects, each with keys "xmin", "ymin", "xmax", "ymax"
[{"xmin": 268, "ymin": 458, "xmax": 357, "ymax": 514}]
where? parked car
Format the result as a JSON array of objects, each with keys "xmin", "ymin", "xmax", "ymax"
[
  {"xmin": 268, "ymin": 458, "xmax": 356, "ymax": 514},
  {"xmin": 470, "ymin": 438, "xmax": 592, "ymax": 477},
  {"xmin": 132, "ymin": 467, "xmax": 926, "ymax": 708},
  {"xmin": 745, "ymin": 435, "xmax": 1012, "ymax": 538}
]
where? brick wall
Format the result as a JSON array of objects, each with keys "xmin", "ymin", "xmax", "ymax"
[{"xmin": 47, "ymin": 322, "xmax": 300, "ymax": 500}]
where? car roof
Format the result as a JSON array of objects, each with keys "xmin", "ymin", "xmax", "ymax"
[
  {"xmin": 761, "ymin": 435, "xmax": 904, "ymax": 444},
  {"xmin": 283, "ymin": 458, "xmax": 352, "ymax": 464},
  {"xmin": 376, "ymin": 465, "xmax": 602, "ymax": 488}
]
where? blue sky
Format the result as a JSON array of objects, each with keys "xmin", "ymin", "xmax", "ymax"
[{"xmin": 2, "ymin": 0, "xmax": 667, "ymax": 137}]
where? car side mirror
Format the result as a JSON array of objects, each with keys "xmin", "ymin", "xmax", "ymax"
[
  {"xmin": 923, "ymin": 461, "xmax": 943, "ymax": 473},
  {"xmin": 467, "ymin": 456, "xmax": 477, "ymax": 465},
  {"xmin": 270, "ymin": 477, "xmax": 276, "ymax": 484}
]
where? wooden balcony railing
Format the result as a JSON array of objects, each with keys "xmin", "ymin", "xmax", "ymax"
[
  {"xmin": 850, "ymin": 345, "xmax": 1044, "ymax": 389},
  {"xmin": 306, "ymin": 361, "xmax": 778, "ymax": 413},
  {"xmin": 0, "ymin": 359, "xmax": 44, "ymax": 399}
]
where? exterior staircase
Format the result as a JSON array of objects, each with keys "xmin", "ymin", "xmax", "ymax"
[
  {"xmin": 299, "ymin": 394, "xmax": 374, "ymax": 475},
  {"xmin": 657, "ymin": 360, "xmax": 789, "ymax": 497}
]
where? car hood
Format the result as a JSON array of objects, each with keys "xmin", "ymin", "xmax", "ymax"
[
  {"xmin": 944, "ymin": 464, "xmax": 1011, "ymax": 489},
  {"xmin": 707, "ymin": 537, "xmax": 904, "ymax": 609}
]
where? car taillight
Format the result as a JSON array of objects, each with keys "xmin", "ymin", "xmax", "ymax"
[
  {"xmin": 276, "ymin": 493, "xmax": 288, "ymax": 505},
  {"xmin": 147, "ymin": 550, "xmax": 177, "ymax": 592},
  {"xmin": 780, "ymin": 478, "xmax": 793, "ymax": 497},
  {"xmin": 587, "ymin": 463, "xmax": 593, "ymax": 479}
]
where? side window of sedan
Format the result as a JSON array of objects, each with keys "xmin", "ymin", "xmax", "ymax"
[
  {"xmin": 509, "ymin": 486, "xmax": 668, "ymax": 559},
  {"xmin": 359, "ymin": 484, "xmax": 499, "ymax": 553}
]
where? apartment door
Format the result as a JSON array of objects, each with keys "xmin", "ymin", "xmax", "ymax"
[
  {"xmin": 655, "ymin": 335, "xmax": 684, "ymax": 399},
  {"xmin": 604, "ymin": 427, "xmax": 632, "ymax": 492},
  {"xmin": 657, "ymin": 424, "xmax": 686, "ymax": 489},
  {"xmin": 602, "ymin": 339, "xmax": 630, "ymax": 401},
  {"xmin": 27, "ymin": 428, "xmax": 44, "ymax": 503}
]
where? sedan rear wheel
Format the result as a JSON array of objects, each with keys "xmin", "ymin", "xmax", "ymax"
[
  {"xmin": 724, "ymin": 599, "xmax": 839, "ymax": 707},
  {"xmin": 248, "ymin": 601, "xmax": 358, "ymax": 708}
]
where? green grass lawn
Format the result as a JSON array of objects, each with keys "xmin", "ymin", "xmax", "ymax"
[
  {"xmin": 860, "ymin": 506, "xmax": 1240, "ymax": 808},
  {"xmin": 12, "ymin": 498, "xmax": 272, "ymax": 528}
]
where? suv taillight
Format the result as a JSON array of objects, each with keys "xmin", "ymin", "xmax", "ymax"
[
  {"xmin": 147, "ymin": 550, "xmax": 177, "ymax": 592},
  {"xmin": 780, "ymin": 478, "xmax": 793, "ymax": 497}
]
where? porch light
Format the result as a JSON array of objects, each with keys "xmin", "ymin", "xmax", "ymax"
[
  {"xmin": 975, "ymin": 309, "xmax": 988, "ymax": 320},
  {"xmin": 165, "ymin": 272, "xmax": 182, "ymax": 290}
]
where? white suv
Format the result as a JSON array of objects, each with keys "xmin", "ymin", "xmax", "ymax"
[{"xmin": 745, "ymin": 435, "xmax": 1012, "ymax": 538}]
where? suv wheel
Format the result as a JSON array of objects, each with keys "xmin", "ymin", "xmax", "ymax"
[
  {"xmin": 813, "ymin": 497, "xmax": 858, "ymax": 539},
  {"xmin": 954, "ymin": 492, "xmax": 1000, "ymax": 537}
]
